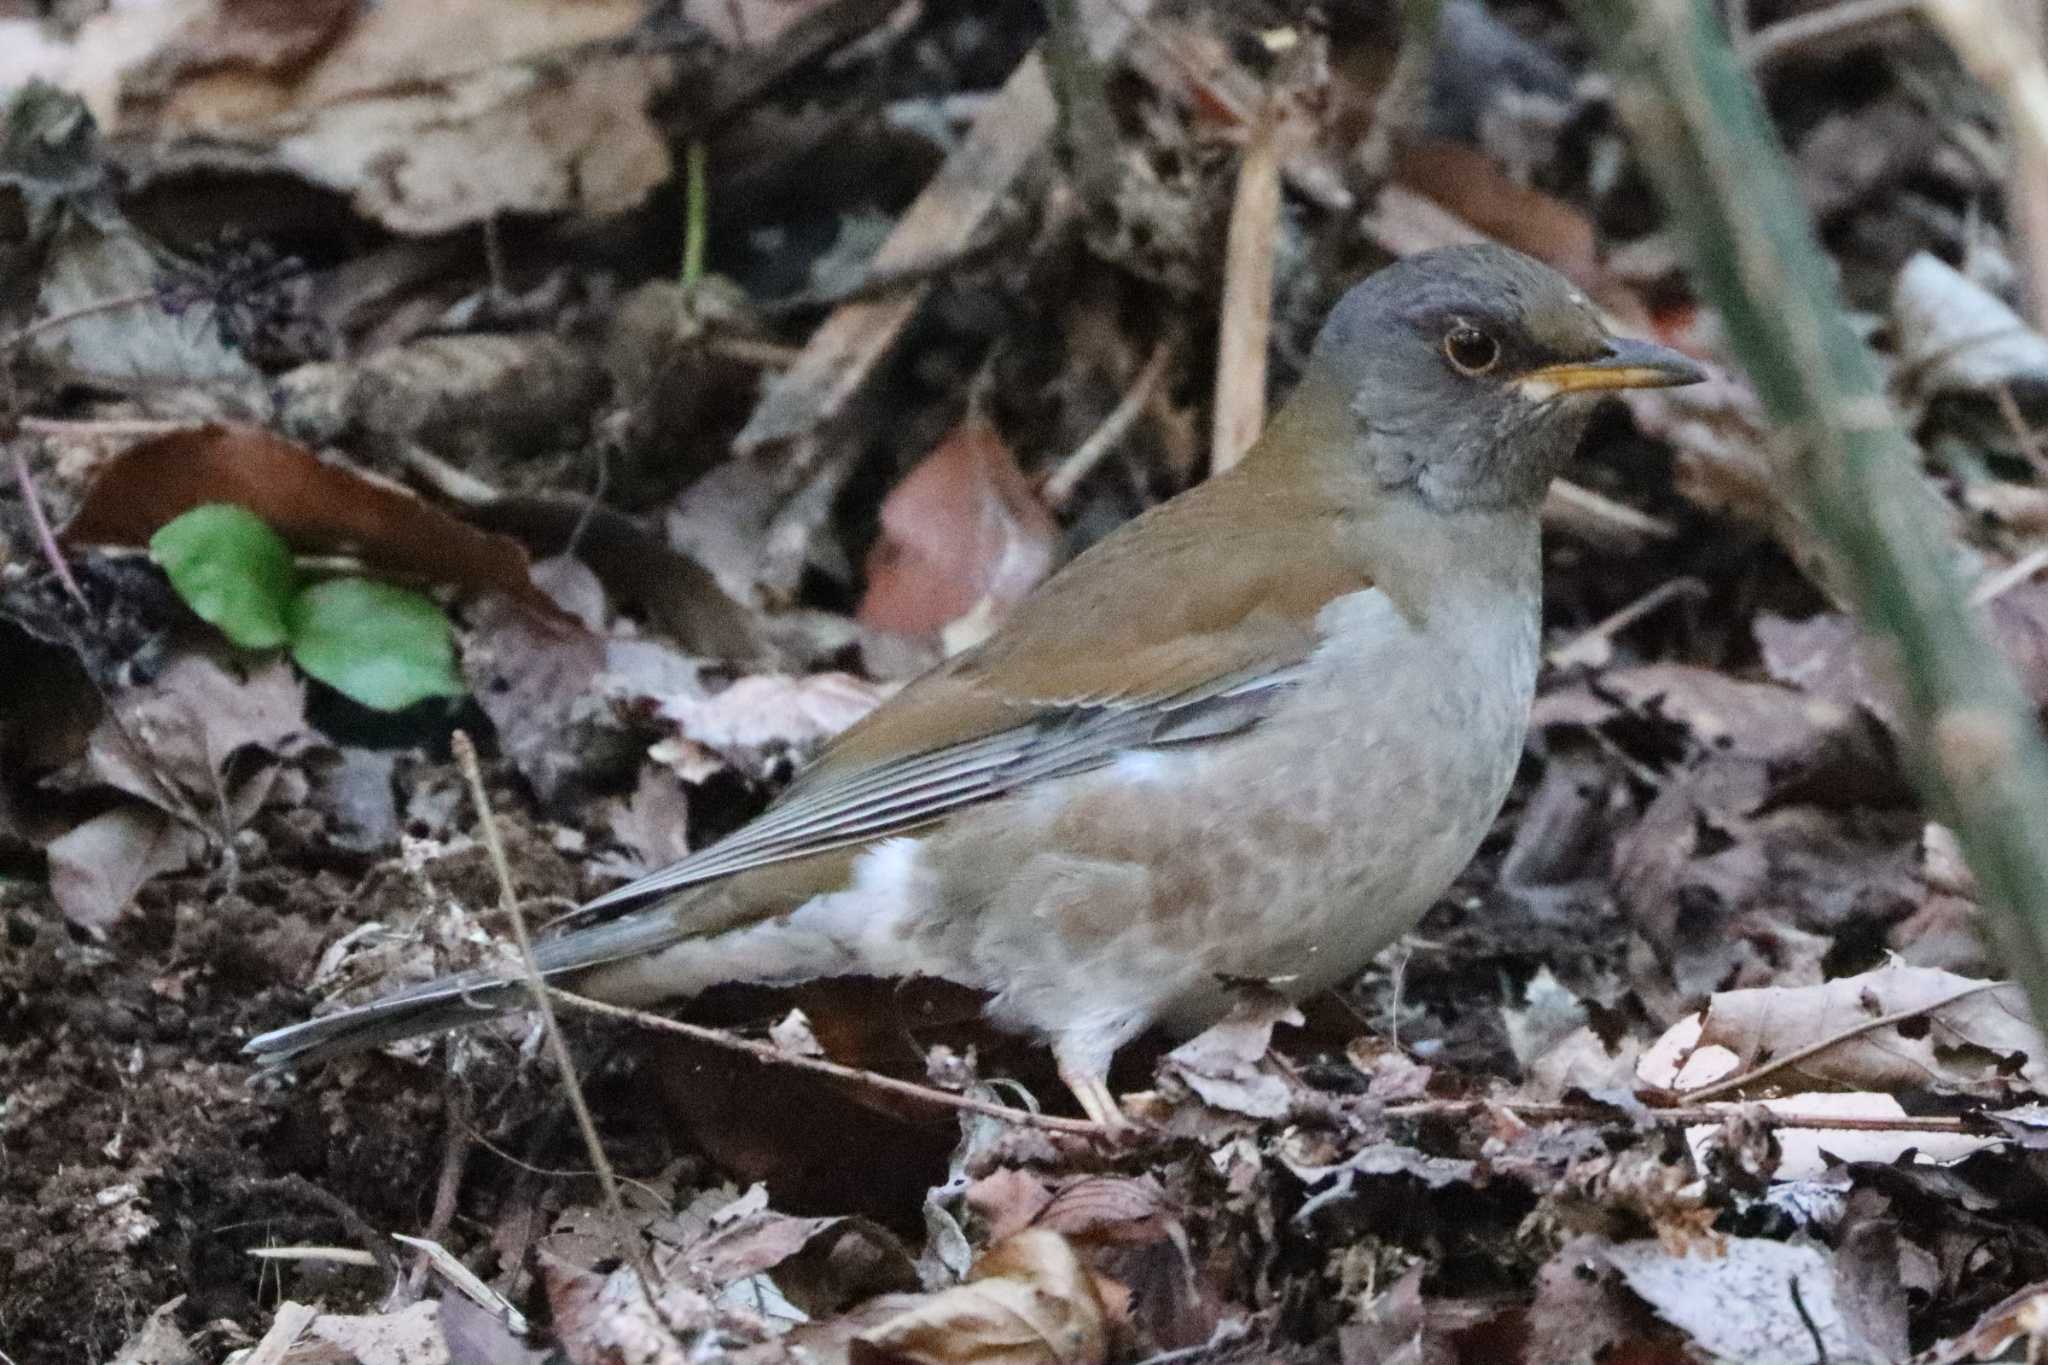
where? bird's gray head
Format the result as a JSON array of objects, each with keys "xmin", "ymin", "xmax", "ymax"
[{"xmin": 1312, "ymin": 244, "xmax": 1704, "ymax": 511}]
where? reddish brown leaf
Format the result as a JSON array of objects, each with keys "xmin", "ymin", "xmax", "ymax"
[
  {"xmin": 61, "ymin": 424, "xmax": 569, "ymax": 623},
  {"xmin": 1392, "ymin": 138, "xmax": 1602, "ymax": 297},
  {"xmin": 859, "ymin": 417, "xmax": 1060, "ymax": 639},
  {"xmin": 853, "ymin": 1230, "xmax": 1108, "ymax": 1365}
]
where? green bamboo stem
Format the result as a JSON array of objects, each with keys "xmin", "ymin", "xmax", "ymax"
[{"xmin": 1566, "ymin": 0, "xmax": 2048, "ymax": 1020}]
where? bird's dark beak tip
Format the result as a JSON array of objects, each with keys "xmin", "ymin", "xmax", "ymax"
[{"xmin": 1600, "ymin": 336, "xmax": 1709, "ymax": 389}]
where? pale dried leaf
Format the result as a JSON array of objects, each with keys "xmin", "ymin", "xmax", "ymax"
[
  {"xmin": 1160, "ymin": 985, "xmax": 1302, "ymax": 1119},
  {"xmin": 69, "ymin": 0, "xmax": 670, "ymax": 234},
  {"xmin": 1602, "ymin": 1238, "xmax": 1868, "ymax": 1364},
  {"xmin": 1894, "ymin": 251, "xmax": 2048, "ymax": 405},
  {"xmin": 302, "ymin": 1300, "xmax": 450, "ymax": 1365},
  {"xmin": 68, "ymin": 654, "xmax": 304, "ymax": 826},
  {"xmin": 1692, "ymin": 966, "xmax": 2045, "ymax": 1099},
  {"xmin": 852, "ymin": 1230, "xmax": 1108, "ymax": 1365},
  {"xmin": 657, "ymin": 673, "xmax": 887, "ymax": 779},
  {"xmin": 106, "ymin": 1297, "xmax": 196, "ymax": 1365},
  {"xmin": 47, "ymin": 804, "xmax": 207, "ymax": 932}
]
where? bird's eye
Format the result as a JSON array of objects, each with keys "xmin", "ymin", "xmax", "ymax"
[{"xmin": 1442, "ymin": 325, "xmax": 1500, "ymax": 376}]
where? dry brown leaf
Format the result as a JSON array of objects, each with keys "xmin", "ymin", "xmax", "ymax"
[
  {"xmin": 302, "ymin": 1300, "xmax": 451, "ymax": 1365},
  {"xmin": 1601, "ymin": 1238, "xmax": 1864, "ymax": 1363},
  {"xmin": 542, "ymin": 1252, "xmax": 717, "ymax": 1365},
  {"xmin": 40, "ymin": 654, "xmax": 302, "ymax": 929},
  {"xmin": 1391, "ymin": 138, "xmax": 1601, "ymax": 294},
  {"xmin": 1760, "ymin": 591, "xmax": 2048, "ymax": 731},
  {"xmin": 1159, "ymin": 985, "xmax": 1303, "ymax": 1120},
  {"xmin": 595, "ymin": 763, "xmax": 695, "ymax": 883},
  {"xmin": 1524, "ymin": 1237, "xmax": 1688, "ymax": 1365},
  {"xmin": 62, "ymin": 424, "xmax": 571, "ymax": 624},
  {"xmin": 860, "ymin": 417, "xmax": 1060, "ymax": 641},
  {"xmin": 105, "ymin": 1296, "xmax": 197, "ymax": 1365},
  {"xmin": 692, "ymin": 1209, "xmax": 918, "ymax": 1318},
  {"xmin": 45, "ymin": 806, "xmax": 207, "ymax": 934},
  {"xmin": 852, "ymin": 1230, "xmax": 1108, "ymax": 1365},
  {"xmin": 67, "ymin": 654, "xmax": 305, "ymax": 826},
  {"xmin": 468, "ymin": 496, "xmax": 764, "ymax": 662},
  {"xmin": 68, "ymin": 0, "xmax": 671, "ymax": 234},
  {"xmin": 965, "ymin": 1172, "xmax": 1056, "ymax": 1245},
  {"xmin": 1692, "ymin": 965, "xmax": 2046, "ymax": 1100},
  {"xmin": 281, "ymin": 334, "xmax": 606, "ymax": 467},
  {"xmin": 657, "ymin": 673, "xmax": 887, "ymax": 780}
]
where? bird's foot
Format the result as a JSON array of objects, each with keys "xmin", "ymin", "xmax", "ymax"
[{"xmin": 1058, "ymin": 1062, "xmax": 1139, "ymax": 1136}]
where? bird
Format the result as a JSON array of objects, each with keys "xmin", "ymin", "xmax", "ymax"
[{"xmin": 245, "ymin": 244, "xmax": 1704, "ymax": 1126}]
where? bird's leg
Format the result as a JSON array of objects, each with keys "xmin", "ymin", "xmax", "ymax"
[{"xmin": 1054, "ymin": 1044, "xmax": 1128, "ymax": 1130}]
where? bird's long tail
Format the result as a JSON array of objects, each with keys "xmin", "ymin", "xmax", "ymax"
[{"xmin": 242, "ymin": 909, "xmax": 684, "ymax": 1068}]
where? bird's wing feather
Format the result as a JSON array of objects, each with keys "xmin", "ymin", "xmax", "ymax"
[{"xmin": 569, "ymin": 484, "xmax": 1373, "ymax": 924}]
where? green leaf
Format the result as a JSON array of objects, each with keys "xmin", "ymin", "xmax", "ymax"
[
  {"xmin": 286, "ymin": 579, "xmax": 466, "ymax": 712},
  {"xmin": 150, "ymin": 503, "xmax": 297, "ymax": 649}
]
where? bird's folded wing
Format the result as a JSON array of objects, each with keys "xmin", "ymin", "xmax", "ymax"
[{"xmin": 569, "ymin": 507, "xmax": 1374, "ymax": 924}]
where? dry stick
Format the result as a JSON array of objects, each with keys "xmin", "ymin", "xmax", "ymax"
[
  {"xmin": 0, "ymin": 289, "xmax": 159, "ymax": 355},
  {"xmin": 1744, "ymin": 0, "xmax": 1921, "ymax": 68},
  {"xmin": 1673, "ymin": 978, "xmax": 2008, "ymax": 1104},
  {"xmin": 405, "ymin": 1083, "xmax": 474, "ymax": 1299},
  {"xmin": 1210, "ymin": 95, "xmax": 1284, "ymax": 475},
  {"xmin": 705, "ymin": 334, "xmax": 802, "ymax": 369},
  {"xmin": 1541, "ymin": 477, "xmax": 1679, "ymax": 546},
  {"xmin": 449, "ymin": 733, "xmax": 673, "ymax": 1317},
  {"xmin": 542, "ymin": 989, "xmax": 1107, "ymax": 1136},
  {"xmin": 1548, "ymin": 576, "xmax": 1708, "ymax": 669},
  {"xmin": 2, "ymin": 291, "xmax": 188, "ymax": 613},
  {"xmin": 9, "ymin": 443, "xmax": 90, "ymax": 611},
  {"xmin": 1042, "ymin": 340, "xmax": 1172, "ymax": 508},
  {"xmin": 1991, "ymin": 382, "xmax": 2048, "ymax": 482},
  {"xmin": 1789, "ymin": 1276, "xmax": 1829, "ymax": 1365},
  {"xmin": 1568, "ymin": 0, "xmax": 2048, "ymax": 1037},
  {"xmin": 1380, "ymin": 1097, "xmax": 1977, "ymax": 1135},
  {"xmin": 16, "ymin": 415, "xmax": 197, "ymax": 438},
  {"xmin": 239, "ymin": 1174, "xmax": 399, "ymax": 1281},
  {"xmin": 1972, "ymin": 543, "xmax": 2048, "ymax": 607}
]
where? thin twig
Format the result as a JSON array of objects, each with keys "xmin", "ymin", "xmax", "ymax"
[
  {"xmin": 705, "ymin": 333, "xmax": 803, "ymax": 369},
  {"xmin": 1671, "ymin": 978, "xmax": 2007, "ymax": 1103},
  {"xmin": 1992, "ymin": 381, "xmax": 2048, "ymax": 481},
  {"xmin": 1745, "ymin": 0, "xmax": 1921, "ymax": 68},
  {"xmin": 239, "ymin": 1175, "xmax": 399, "ymax": 1282},
  {"xmin": 450, "ymin": 733, "xmax": 672, "ymax": 1314},
  {"xmin": 543, "ymin": 988, "xmax": 1109, "ymax": 1136},
  {"xmin": 1970, "ymin": 542, "xmax": 2048, "ymax": 606},
  {"xmin": 405, "ymin": 1084, "xmax": 473, "ymax": 1299},
  {"xmin": 1541, "ymin": 477, "xmax": 1680, "ymax": 546},
  {"xmin": 9, "ymin": 441, "xmax": 90, "ymax": 611},
  {"xmin": 1042, "ymin": 340, "xmax": 1171, "ymax": 508},
  {"xmin": 1548, "ymin": 576, "xmax": 1708, "ymax": 669},
  {"xmin": 1789, "ymin": 1276, "xmax": 1829, "ymax": 1364},
  {"xmin": 0, "ymin": 290, "xmax": 158, "ymax": 355},
  {"xmin": 17, "ymin": 415, "xmax": 198, "ymax": 438},
  {"xmin": 1379, "ymin": 1096, "xmax": 1979, "ymax": 1135}
]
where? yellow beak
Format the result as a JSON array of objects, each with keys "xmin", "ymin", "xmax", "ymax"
[{"xmin": 1516, "ymin": 336, "xmax": 1707, "ymax": 400}]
